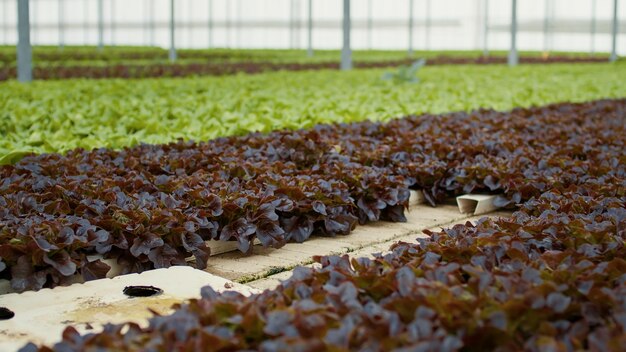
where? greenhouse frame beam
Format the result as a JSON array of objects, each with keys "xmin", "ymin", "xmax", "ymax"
[
  {"xmin": 610, "ymin": 0, "xmax": 619, "ymax": 62},
  {"xmin": 307, "ymin": 0, "xmax": 313, "ymax": 57},
  {"xmin": 17, "ymin": 0, "xmax": 32, "ymax": 82},
  {"xmin": 508, "ymin": 0, "xmax": 518, "ymax": 66},
  {"xmin": 341, "ymin": 0, "xmax": 352, "ymax": 70},
  {"xmin": 408, "ymin": 0, "xmax": 414, "ymax": 57},
  {"xmin": 169, "ymin": 0, "xmax": 177, "ymax": 61}
]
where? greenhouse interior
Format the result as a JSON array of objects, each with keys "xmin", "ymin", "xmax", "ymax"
[{"xmin": 0, "ymin": 0, "xmax": 625, "ymax": 350}]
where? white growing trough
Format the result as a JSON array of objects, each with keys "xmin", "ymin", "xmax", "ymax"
[{"xmin": 0, "ymin": 266, "xmax": 258, "ymax": 351}]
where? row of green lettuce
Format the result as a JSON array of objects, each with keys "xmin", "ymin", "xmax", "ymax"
[
  {"xmin": 0, "ymin": 45, "xmax": 607, "ymax": 66},
  {"xmin": 1, "ymin": 62, "xmax": 625, "ymax": 164}
]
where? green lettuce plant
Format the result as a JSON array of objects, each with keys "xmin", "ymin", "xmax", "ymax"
[{"xmin": 382, "ymin": 58, "xmax": 426, "ymax": 84}]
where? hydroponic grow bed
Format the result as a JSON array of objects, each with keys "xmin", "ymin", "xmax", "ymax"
[{"xmin": 0, "ymin": 96, "xmax": 623, "ymax": 350}]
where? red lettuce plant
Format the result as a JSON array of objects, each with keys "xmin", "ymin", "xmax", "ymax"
[{"xmin": 1, "ymin": 99, "xmax": 624, "ymax": 292}]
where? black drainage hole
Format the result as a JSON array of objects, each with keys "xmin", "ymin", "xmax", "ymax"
[
  {"xmin": 123, "ymin": 285, "xmax": 163, "ymax": 297},
  {"xmin": 0, "ymin": 307, "xmax": 15, "ymax": 320}
]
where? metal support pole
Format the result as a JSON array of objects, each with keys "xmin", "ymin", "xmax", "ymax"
[
  {"xmin": 111, "ymin": 0, "xmax": 115, "ymax": 46},
  {"xmin": 289, "ymin": 0, "xmax": 294, "ymax": 49},
  {"xmin": 149, "ymin": 0, "xmax": 155, "ymax": 47},
  {"xmin": 226, "ymin": 0, "xmax": 231, "ymax": 48},
  {"xmin": 483, "ymin": 0, "xmax": 489, "ymax": 56},
  {"xmin": 425, "ymin": 0, "xmax": 431, "ymax": 50},
  {"xmin": 149, "ymin": 0, "xmax": 155, "ymax": 46},
  {"xmin": 207, "ymin": 0, "xmax": 212, "ymax": 47},
  {"xmin": 408, "ymin": 0, "xmax": 414, "ymax": 57},
  {"xmin": 295, "ymin": 0, "xmax": 301, "ymax": 48},
  {"xmin": 307, "ymin": 0, "xmax": 313, "ymax": 56},
  {"xmin": 590, "ymin": 0, "xmax": 597, "ymax": 54},
  {"xmin": 17, "ymin": 0, "xmax": 32, "ymax": 82},
  {"xmin": 508, "ymin": 0, "xmax": 518, "ymax": 66},
  {"xmin": 367, "ymin": 0, "xmax": 373, "ymax": 49},
  {"xmin": 84, "ymin": 0, "xmax": 89, "ymax": 44},
  {"xmin": 58, "ymin": 0, "xmax": 64, "ymax": 49},
  {"xmin": 341, "ymin": 0, "xmax": 352, "ymax": 70},
  {"xmin": 610, "ymin": 0, "xmax": 619, "ymax": 62},
  {"xmin": 98, "ymin": 0, "xmax": 104, "ymax": 51},
  {"xmin": 190, "ymin": 0, "xmax": 195, "ymax": 48},
  {"xmin": 143, "ymin": 0, "xmax": 148, "ymax": 44},
  {"xmin": 169, "ymin": 0, "xmax": 177, "ymax": 61},
  {"xmin": 3, "ymin": 0, "xmax": 8, "ymax": 44},
  {"xmin": 32, "ymin": 0, "xmax": 37, "ymax": 44},
  {"xmin": 474, "ymin": 0, "xmax": 481, "ymax": 49},
  {"xmin": 236, "ymin": 0, "xmax": 242, "ymax": 48},
  {"xmin": 543, "ymin": 0, "xmax": 550, "ymax": 53}
]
